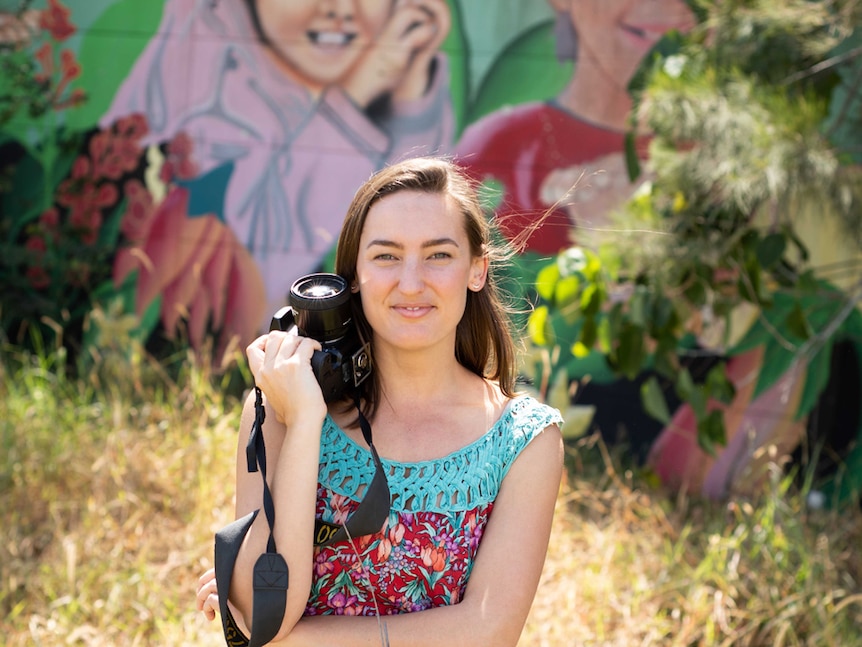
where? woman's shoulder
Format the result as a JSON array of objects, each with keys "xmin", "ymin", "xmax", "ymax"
[{"xmin": 492, "ymin": 393, "xmax": 563, "ymax": 452}]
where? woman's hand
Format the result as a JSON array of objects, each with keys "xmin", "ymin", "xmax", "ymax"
[
  {"xmin": 246, "ymin": 331, "xmax": 327, "ymax": 428},
  {"xmin": 196, "ymin": 567, "xmax": 218, "ymax": 622},
  {"xmin": 341, "ymin": 0, "xmax": 451, "ymax": 107}
]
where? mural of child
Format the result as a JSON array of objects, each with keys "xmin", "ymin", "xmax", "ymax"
[
  {"xmin": 456, "ymin": 0, "xmax": 695, "ymax": 254},
  {"xmin": 102, "ymin": 0, "xmax": 453, "ymax": 328}
]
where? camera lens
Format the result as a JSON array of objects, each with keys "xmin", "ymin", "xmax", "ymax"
[{"xmin": 289, "ymin": 273, "xmax": 352, "ymax": 342}]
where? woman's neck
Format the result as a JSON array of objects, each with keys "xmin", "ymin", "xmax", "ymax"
[{"xmin": 373, "ymin": 346, "xmax": 478, "ymax": 409}]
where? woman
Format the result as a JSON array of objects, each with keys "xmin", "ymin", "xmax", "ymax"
[{"xmin": 198, "ymin": 157, "xmax": 564, "ymax": 645}]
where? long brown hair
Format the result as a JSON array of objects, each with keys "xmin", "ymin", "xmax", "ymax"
[{"xmin": 335, "ymin": 157, "xmax": 518, "ymax": 420}]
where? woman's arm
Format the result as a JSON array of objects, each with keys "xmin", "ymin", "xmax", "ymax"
[
  {"xmin": 270, "ymin": 422, "xmax": 565, "ymax": 647},
  {"xmin": 228, "ymin": 332, "xmax": 329, "ymax": 641}
]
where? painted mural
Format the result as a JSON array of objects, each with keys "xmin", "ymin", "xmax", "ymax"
[{"xmin": 1, "ymin": 0, "xmax": 860, "ymax": 503}]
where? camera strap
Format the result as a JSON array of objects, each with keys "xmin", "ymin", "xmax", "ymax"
[
  {"xmin": 313, "ymin": 394, "xmax": 391, "ymax": 545},
  {"xmin": 214, "ymin": 388, "xmax": 390, "ymax": 647}
]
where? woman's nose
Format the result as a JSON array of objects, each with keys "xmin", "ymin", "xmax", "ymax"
[{"xmin": 398, "ymin": 260, "xmax": 425, "ymax": 293}]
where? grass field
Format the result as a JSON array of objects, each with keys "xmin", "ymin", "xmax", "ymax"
[{"xmin": 1, "ymin": 342, "xmax": 860, "ymax": 646}]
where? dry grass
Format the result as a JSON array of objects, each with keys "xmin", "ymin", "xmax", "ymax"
[
  {"xmin": 523, "ymin": 437, "xmax": 862, "ymax": 646},
  {"xmin": 1, "ymin": 343, "xmax": 860, "ymax": 646}
]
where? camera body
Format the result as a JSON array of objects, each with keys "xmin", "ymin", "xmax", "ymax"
[{"xmin": 270, "ymin": 273, "xmax": 371, "ymax": 402}]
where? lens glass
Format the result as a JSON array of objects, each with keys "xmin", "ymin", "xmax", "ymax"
[
  {"xmin": 303, "ymin": 284, "xmax": 340, "ymax": 298},
  {"xmin": 289, "ymin": 273, "xmax": 352, "ymax": 342}
]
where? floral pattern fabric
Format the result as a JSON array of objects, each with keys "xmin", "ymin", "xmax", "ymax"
[
  {"xmin": 305, "ymin": 501, "xmax": 491, "ymax": 616},
  {"xmin": 304, "ymin": 395, "xmax": 562, "ymax": 616}
]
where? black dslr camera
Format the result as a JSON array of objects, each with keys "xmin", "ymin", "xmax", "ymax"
[{"xmin": 270, "ymin": 273, "xmax": 371, "ymax": 402}]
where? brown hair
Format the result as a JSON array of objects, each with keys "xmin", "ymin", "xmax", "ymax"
[{"xmin": 334, "ymin": 157, "xmax": 518, "ymax": 420}]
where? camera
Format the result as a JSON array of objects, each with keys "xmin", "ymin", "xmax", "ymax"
[{"xmin": 270, "ymin": 273, "xmax": 371, "ymax": 402}]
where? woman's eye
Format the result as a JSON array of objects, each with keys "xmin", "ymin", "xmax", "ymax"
[
  {"xmin": 374, "ymin": 253, "xmax": 397, "ymax": 261},
  {"xmin": 429, "ymin": 251, "xmax": 452, "ymax": 260}
]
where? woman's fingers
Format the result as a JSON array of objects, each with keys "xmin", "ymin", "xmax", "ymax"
[{"xmin": 196, "ymin": 567, "xmax": 219, "ymax": 620}]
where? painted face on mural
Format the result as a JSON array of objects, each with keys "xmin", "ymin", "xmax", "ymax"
[
  {"xmin": 552, "ymin": 0, "xmax": 695, "ymax": 87},
  {"xmin": 253, "ymin": 0, "xmax": 394, "ymax": 91}
]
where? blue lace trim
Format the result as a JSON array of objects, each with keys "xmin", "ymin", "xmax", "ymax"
[{"xmin": 318, "ymin": 395, "xmax": 562, "ymax": 514}]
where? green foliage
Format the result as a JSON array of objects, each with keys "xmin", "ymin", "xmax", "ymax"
[{"xmin": 529, "ymin": 0, "xmax": 862, "ymax": 457}]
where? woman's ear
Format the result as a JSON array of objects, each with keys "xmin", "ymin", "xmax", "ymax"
[{"xmin": 469, "ymin": 256, "xmax": 489, "ymax": 291}]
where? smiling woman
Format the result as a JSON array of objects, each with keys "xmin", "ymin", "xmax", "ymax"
[
  {"xmin": 353, "ymin": 190, "xmax": 487, "ymax": 358},
  {"xmin": 197, "ymin": 157, "xmax": 564, "ymax": 647}
]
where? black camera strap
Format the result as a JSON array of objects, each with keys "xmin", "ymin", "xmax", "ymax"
[{"xmin": 214, "ymin": 388, "xmax": 390, "ymax": 647}]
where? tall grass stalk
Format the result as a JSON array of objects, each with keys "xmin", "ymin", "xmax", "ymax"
[{"xmin": 1, "ymin": 341, "xmax": 860, "ymax": 646}]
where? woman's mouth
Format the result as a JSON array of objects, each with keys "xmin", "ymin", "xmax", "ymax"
[{"xmin": 393, "ymin": 305, "xmax": 433, "ymax": 318}]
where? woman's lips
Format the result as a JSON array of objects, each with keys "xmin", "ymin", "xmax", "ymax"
[{"xmin": 392, "ymin": 305, "xmax": 434, "ymax": 318}]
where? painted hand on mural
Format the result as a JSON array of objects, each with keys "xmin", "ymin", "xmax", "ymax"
[
  {"xmin": 539, "ymin": 151, "xmax": 652, "ymax": 245},
  {"xmin": 340, "ymin": 0, "xmax": 451, "ymax": 106}
]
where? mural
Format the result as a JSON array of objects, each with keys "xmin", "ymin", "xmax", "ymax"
[{"xmin": 1, "ymin": 0, "xmax": 860, "ymax": 503}]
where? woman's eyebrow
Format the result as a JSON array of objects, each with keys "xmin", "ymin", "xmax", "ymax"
[{"xmin": 366, "ymin": 237, "xmax": 460, "ymax": 249}]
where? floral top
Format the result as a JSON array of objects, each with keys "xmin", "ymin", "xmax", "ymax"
[{"xmin": 305, "ymin": 395, "xmax": 562, "ymax": 616}]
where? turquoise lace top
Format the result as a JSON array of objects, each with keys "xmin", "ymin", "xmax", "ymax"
[{"xmin": 305, "ymin": 394, "xmax": 562, "ymax": 616}]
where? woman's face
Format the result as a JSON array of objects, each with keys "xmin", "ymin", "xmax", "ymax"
[
  {"xmin": 254, "ymin": 0, "xmax": 393, "ymax": 91},
  {"xmin": 354, "ymin": 190, "xmax": 486, "ymax": 356},
  {"xmin": 559, "ymin": 0, "xmax": 695, "ymax": 86}
]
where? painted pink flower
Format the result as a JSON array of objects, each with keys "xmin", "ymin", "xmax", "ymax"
[
  {"xmin": 34, "ymin": 42, "xmax": 53, "ymax": 83},
  {"xmin": 119, "ymin": 179, "xmax": 155, "ymax": 242},
  {"xmin": 53, "ymin": 48, "xmax": 80, "ymax": 99},
  {"xmin": 26, "ymin": 265, "xmax": 51, "ymax": 290},
  {"xmin": 39, "ymin": 0, "xmax": 75, "ymax": 42},
  {"xmin": 161, "ymin": 132, "xmax": 198, "ymax": 182},
  {"xmin": 89, "ymin": 127, "xmax": 141, "ymax": 180},
  {"xmin": 57, "ymin": 171, "xmax": 116, "ymax": 245},
  {"xmin": 54, "ymin": 88, "xmax": 86, "ymax": 110},
  {"xmin": 68, "ymin": 206, "xmax": 103, "ymax": 245},
  {"xmin": 113, "ymin": 113, "xmax": 148, "ymax": 141}
]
